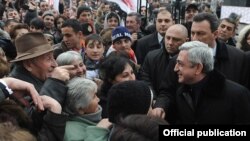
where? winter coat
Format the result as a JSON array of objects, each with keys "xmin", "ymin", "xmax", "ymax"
[
  {"xmin": 176, "ymin": 70, "xmax": 250, "ymax": 124},
  {"xmin": 139, "ymin": 48, "xmax": 173, "ymax": 98},
  {"xmin": 135, "ymin": 32, "xmax": 162, "ymax": 64}
]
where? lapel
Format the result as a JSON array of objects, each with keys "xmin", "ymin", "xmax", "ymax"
[
  {"xmin": 214, "ymin": 40, "xmax": 229, "ymax": 66},
  {"xmin": 178, "ymin": 85, "xmax": 195, "ymax": 112},
  {"xmin": 148, "ymin": 32, "xmax": 161, "ymax": 49},
  {"xmin": 177, "ymin": 70, "xmax": 226, "ymax": 113}
]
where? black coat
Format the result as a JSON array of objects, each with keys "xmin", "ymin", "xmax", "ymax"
[
  {"xmin": 38, "ymin": 111, "xmax": 68, "ymax": 141},
  {"xmin": 154, "ymin": 40, "xmax": 248, "ymax": 123},
  {"xmin": 139, "ymin": 48, "xmax": 172, "ymax": 98},
  {"xmin": 243, "ymin": 51, "xmax": 250, "ymax": 90},
  {"xmin": 135, "ymin": 32, "xmax": 161, "ymax": 65},
  {"xmin": 176, "ymin": 70, "xmax": 250, "ymax": 124}
]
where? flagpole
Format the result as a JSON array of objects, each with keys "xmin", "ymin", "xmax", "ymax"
[
  {"xmin": 145, "ymin": 0, "xmax": 148, "ymax": 24},
  {"xmin": 137, "ymin": 0, "xmax": 141, "ymax": 13}
]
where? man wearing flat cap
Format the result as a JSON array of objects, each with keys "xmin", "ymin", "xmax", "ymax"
[
  {"xmin": 9, "ymin": 32, "xmax": 76, "ymax": 132},
  {"xmin": 183, "ymin": 3, "xmax": 199, "ymax": 40}
]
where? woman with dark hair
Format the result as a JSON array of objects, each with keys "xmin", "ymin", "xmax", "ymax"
[{"xmin": 98, "ymin": 54, "xmax": 136, "ymax": 118}]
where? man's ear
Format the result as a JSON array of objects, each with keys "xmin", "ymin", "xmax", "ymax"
[
  {"xmin": 195, "ymin": 63, "xmax": 203, "ymax": 75},
  {"xmin": 22, "ymin": 60, "xmax": 34, "ymax": 72},
  {"xmin": 213, "ymin": 30, "xmax": 219, "ymax": 39},
  {"xmin": 232, "ymin": 29, "xmax": 236, "ymax": 37},
  {"xmin": 112, "ymin": 42, "xmax": 117, "ymax": 50}
]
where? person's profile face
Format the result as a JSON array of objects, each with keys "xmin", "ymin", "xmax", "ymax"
[
  {"xmin": 174, "ymin": 50, "xmax": 197, "ymax": 84},
  {"xmin": 191, "ymin": 20, "xmax": 217, "ymax": 47}
]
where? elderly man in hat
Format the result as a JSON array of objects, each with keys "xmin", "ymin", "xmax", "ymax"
[
  {"xmin": 9, "ymin": 32, "xmax": 78, "ymax": 103},
  {"xmin": 9, "ymin": 32, "xmax": 77, "ymax": 131}
]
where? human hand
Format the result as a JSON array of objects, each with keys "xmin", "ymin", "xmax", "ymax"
[
  {"xmin": 28, "ymin": 1, "xmax": 37, "ymax": 10},
  {"xmin": 40, "ymin": 95, "xmax": 62, "ymax": 114},
  {"xmin": 97, "ymin": 118, "xmax": 112, "ymax": 129},
  {"xmin": 149, "ymin": 107, "xmax": 165, "ymax": 119},
  {"xmin": 1, "ymin": 77, "xmax": 44, "ymax": 111},
  {"xmin": 50, "ymin": 65, "xmax": 76, "ymax": 82},
  {"xmin": 131, "ymin": 33, "xmax": 138, "ymax": 43},
  {"xmin": 93, "ymin": 78, "xmax": 103, "ymax": 89}
]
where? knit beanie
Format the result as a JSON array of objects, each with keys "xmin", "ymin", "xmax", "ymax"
[
  {"xmin": 107, "ymin": 80, "xmax": 152, "ymax": 123},
  {"xmin": 112, "ymin": 26, "xmax": 131, "ymax": 44},
  {"xmin": 77, "ymin": 6, "xmax": 91, "ymax": 19}
]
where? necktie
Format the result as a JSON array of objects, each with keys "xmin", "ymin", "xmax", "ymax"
[{"xmin": 160, "ymin": 39, "xmax": 164, "ymax": 48}]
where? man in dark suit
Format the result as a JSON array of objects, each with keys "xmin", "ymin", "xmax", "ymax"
[
  {"xmin": 151, "ymin": 13, "xmax": 247, "ymax": 123},
  {"xmin": 173, "ymin": 41, "xmax": 250, "ymax": 124},
  {"xmin": 139, "ymin": 24, "xmax": 188, "ymax": 99},
  {"xmin": 135, "ymin": 9, "xmax": 173, "ymax": 65}
]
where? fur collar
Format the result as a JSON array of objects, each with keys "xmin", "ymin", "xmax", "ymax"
[{"xmin": 202, "ymin": 70, "xmax": 226, "ymax": 97}]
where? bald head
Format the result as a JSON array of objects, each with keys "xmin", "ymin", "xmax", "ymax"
[
  {"xmin": 167, "ymin": 24, "xmax": 188, "ymax": 38},
  {"xmin": 164, "ymin": 24, "xmax": 188, "ymax": 55}
]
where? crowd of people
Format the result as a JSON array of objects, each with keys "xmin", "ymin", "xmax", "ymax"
[{"xmin": 0, "ymin": 0, "xmax": 250, "ymax": 141}]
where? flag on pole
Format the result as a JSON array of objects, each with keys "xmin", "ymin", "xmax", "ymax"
[
  {"xmin": 48, "ymin": 0, "xmax": 59, "ymax": 11},
  {"xmin": 107, "ymin": 0, "xmax": 137, "ymax": 13}
]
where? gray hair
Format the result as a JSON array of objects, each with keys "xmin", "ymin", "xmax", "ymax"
[
  {"xmin": 56, "ymin": 51, "xmax": 83, "ymax": 66},
  {"xmin": 179, "ymin": 41, "xmax": 214, "ymax": 73},
  {"xmin": 64, "ymin": 77, "xmax": 97, "ymax": 115},
  {"xmin": 127, "ymin": 12, "xmax": 141, "ymax": 24}
]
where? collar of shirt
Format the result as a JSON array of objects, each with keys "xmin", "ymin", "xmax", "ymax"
[
  {"xmin": 212, "ymin": 42, "xmax": 217, "ymax": 57},
  {"xmin": 157, "ymin": 32, "xmax": 163, "ymax": 44}
]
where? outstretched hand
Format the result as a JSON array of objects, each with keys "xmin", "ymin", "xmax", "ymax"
[{"xmin": 1, "ymin": 77, "xmax": 44, "ymax": 111}]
